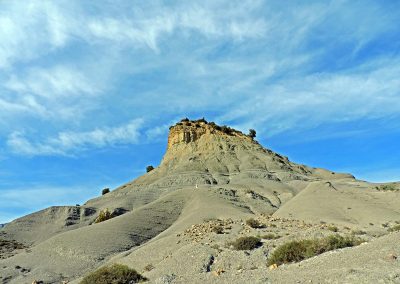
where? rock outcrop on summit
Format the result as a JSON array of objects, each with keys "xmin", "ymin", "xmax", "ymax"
[{"xmin": 1, "ymin": 119, "xmax": 399, "ymax": 284}]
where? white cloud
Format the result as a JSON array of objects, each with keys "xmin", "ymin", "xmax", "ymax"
[
  {"xmin": 216, "ymin": 59, "xmax": 400, "ymax": 135},
  {"xmin": 87, "ymin": 16, "xmax": 175, "ymax": 52},
  {"xmin": 5, "ymin": 66, "xmax": 98, "ymax": 99},
  {"xmin": 0, "ymin": 0, "xmax": 399, "ymax": 154},
  {"xmin": 86, "ymin": 2, "xmax": 266, "ymax": 51},
  {"xmin": 7, "ymin": 119, "xmax": 144, "ymax": 156},
  {"xmin": 0, "ymin": 1, "xmax": 76, "ymax": 68},
  {"xmin": 1, "ymin": 65, "xmax": 101, "ymax": 124}
]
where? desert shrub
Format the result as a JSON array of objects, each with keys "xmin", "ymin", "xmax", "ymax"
[
  {"xmin": 0, "ymin": 238, "xmax": 25, "ymax": 250},
  {"xmin": 248, "ymin": 129, "xmax": 256, "ymax": 139},
  {"xmin": 95, "ymin": 209, "xmax": 114, "ymax": 223},
  {"xmin": 102, "ymin": 188, "xmax": 110, "ymax": 195},
  {"xmin": 267, "ymin": 235, "xmax": 363, "ymax": 266},
  {"xmin": 327, "ymin": 225, "xmax": 339, "ymax": 232},
  {"xmin": 203, "ymin": 217, "xmax": 218, "ymax": 222},
  {"xmin": 195, "ymin": 117, "xmax": 207, "ymax": 123},
  {"xmin": 229, "ymin": 236, "xmax": 261, "ymax": 250},
  {"xmin": 388, "ymin": 224, "xmax": 400, "ymax": 232},
  {"xmin": 351, "ymin": 229, "xmax": 366, "ymax": 235},
  {"xmin": 220, "ymin": 125, "xmax": 232, "ymax": 134},
  {"xmin": 181, "ymin": 117, "xmax": 189, "ymax": 122},
  {"xmin": 80, "ymin": 263, "xmax": 147, "ymax": 284},
  {"xmin": 146, "ymin": 165, "xmax": 154, "ymax": 173},
  {"xmin": 376, "ymin": 184, "xmax": 399, "ymax": 191},
  {"xmin": 143, "ymin": 264, "xmax": 154, "ymax": 272},
  {"xmin": 246, "ymin": 218, "xmax": 264, "ymax": 229},
  {"xmin": 261, "ymin": 233, "xmax": 280, "ymax": 240}
]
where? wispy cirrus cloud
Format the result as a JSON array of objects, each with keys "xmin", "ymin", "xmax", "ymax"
[
  {"xmin": 216, "ymin": 59, "xmax": 400, "ymax": 135},
  {"xmin": 5, "ymin": 66, "xmax": 98, "ymax": 99},
  {"xmin": 0, "ymin": 0, "xmax": 399, "ymax": 155},
  {"xmin": 7, "ymin": 119, "xmax": 143, "ymax": 156}
]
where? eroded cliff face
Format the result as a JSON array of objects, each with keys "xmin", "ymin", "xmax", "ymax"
[
  {"xmin": 131, "ymin": 118, "xmax": 353, "ymax": 187},
  {"xmin": 167, "ymin": 121, "xmax": 210, "ymax": 148},
  {"xmin": 166, "ymin": 119, "xmax": 251, "ymax": 150}
]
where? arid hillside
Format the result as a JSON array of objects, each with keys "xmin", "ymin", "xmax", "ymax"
[{"xmin": 1, "ymin": 119, "xmax": 399, "ymax": 284}]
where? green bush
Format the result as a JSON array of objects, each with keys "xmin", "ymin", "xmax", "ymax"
[
  {"xmin": 376, "ymin": 184, "xmax": 399, "ymax": 191},
  {"xmin": 246, "ymin": 218, "xmax": 264, "ymax": 229},
  {"xmin": 229, "ymin": 236, "xmax": 261, "ymax": 250},
  {"xmin": 261, "ymin": 233, "xmax": 280, "ymax": 240},
  {"xmin": 80, "ymin": 264, "xmax": 146, "ymax": 284},
  {"xmin": 146, "ymin": 165, "xmax": 154, "ymax": 173},
  {"xmin": 267, "ymin": 235, "xmax": 363, "ymax": 266},
  {"xmin": 102, "ymin": 188, "xmax": 110, "ymax": 195},
  {"xmin": 388, "ymin": 224, "xmax": 400, "ymax": 232},
  {"xmin": 95, "ymin": 209, "xmax": 114, "ymax": 223},
  {"xmin": 327, "ymin": 225, "xmax": 338, "ymax": 232}
]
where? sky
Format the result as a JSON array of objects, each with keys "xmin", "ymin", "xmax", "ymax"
[{"xmin": 0, "ymin": 0, "xmax": 399, "ymax": 224}]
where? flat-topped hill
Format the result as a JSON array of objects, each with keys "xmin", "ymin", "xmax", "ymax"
[{"xmin": 0, "ymin": 118, "xmax": 399, "ymax": 284}]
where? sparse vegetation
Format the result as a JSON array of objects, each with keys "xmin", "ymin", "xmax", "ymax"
[
  {"xmin": 248, "ymin": 129, "xmax": 256, "ymax": 139},
  {"xmin": 94, "ymin": 209, "xmax": 114, "ymax": 223},
  {"xmin": 0, "ymin": 238, "xmax": 25, "ymax": 251},
  {"xmin": 375, "ymin": 184, "xmax": 399, "ymax": 192},
  {"xmin": 388, "ymin": 225, "xmax": 400, "ymax": 232},
  {"xmin": 143, "ymin": 264, "xmax": 154, "ymax": 272},
  {"xmin": 102, "ymin": 188, "xmax": 110, "ymax": 195},
  {"xmin": 246, "ymin": 218, "xmax": 264, "ymax": 229},
  {"xmin": 351, "ymin": 229, "xmax": 366, "ymax": 235},
  {"xmin": 80, "ymin": 264, "xmax": 147, "ymax": 284},
  {"xmin": 267, "ymin": 235, "xmax": 363, "ymax": 266},
  {"xmin": 327, "ymin": 225, "xmax": 339, "ymax": 232},
  {"xmin": 261, "ymin": 233, "xmax": 280, "ymax": 240},
  {"xmin": 146, "ymin": 165, "xmax": 154, "ymax": 173},
  {"xmin": 220, "ymin": 125, "xmax": 234, "ymax": 135},
  {"xmin": 229, "ymin": 236, "xmax": 261, "ymax": 250},
  {"xmin": 194, "ymin": 117, "xmax": 207, "ymax": 123}
]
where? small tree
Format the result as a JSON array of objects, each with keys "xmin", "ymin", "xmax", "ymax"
[
  {"xmin": 248, "ymin": 129, "xmax": 256, "ymax": 139},
  {"xmin": 102, "ymin": 188, "xmax": 110, "ymax": 195},
  {"xmin": 146, "ymin": 165, "xmax": 154, "ymax": 173}
]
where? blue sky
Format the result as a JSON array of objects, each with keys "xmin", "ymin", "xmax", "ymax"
[{"xmin": 0, "ymin": 0, "xmax": 399, "ymax": 223}]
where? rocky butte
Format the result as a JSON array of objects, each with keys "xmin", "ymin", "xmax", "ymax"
[{"xmin": 0, "ymin": 118, "xmax": 399, "ymax": 283}]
